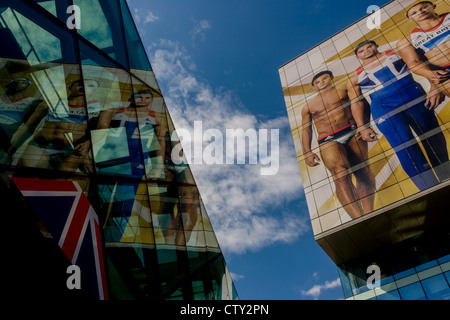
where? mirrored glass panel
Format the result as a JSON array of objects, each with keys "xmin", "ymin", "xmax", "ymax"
[
  {"xmin": 119, "ymin": 0, "xmax": 152, "ymax": 71},
  {"xmin": 73, "ymin": 0, "xmax": 129, "ymax": 68}
]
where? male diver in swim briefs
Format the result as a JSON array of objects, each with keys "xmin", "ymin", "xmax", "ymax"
[
  {"xmin": 397, "ymin": 1, "xmax": 450, "ymax": 98},
  {"xmin": 349, "ymin": 40, "xmax": 449, "ymax": 191},
  {"xmin": 302, "ymin": 70, "xmax": 377, "ymax": 219}
]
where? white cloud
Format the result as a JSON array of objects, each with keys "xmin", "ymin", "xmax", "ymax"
[
  {"xmin": 147, "ymin": 39, "xmax": 307, "ymax": 255},
  {"xmin": 301, "ymin": 278, "xmax": 341, "ymax": 300},
  {"xmin": 133, "ymin": 8, "xmax": 159, "ymax": 24},
  {"xmin": 145, "ymin": 12, "xmax": 159, "ymax": 24},
  {"xmin": 190, "ymin": 19, "xmax": 211, "ymax": 43},
  {"xmin": 231, "ymin": 273, "xmax": 245, "ymax": 281}
]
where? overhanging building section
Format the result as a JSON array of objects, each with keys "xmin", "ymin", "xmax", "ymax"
[{"xmin": 315, "ymin": 180, "xmax": 450, "ymax": 266}]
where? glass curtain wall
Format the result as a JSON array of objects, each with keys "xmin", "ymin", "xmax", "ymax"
[{"xmin": 0, "ymin": 0, "xmax": 237, "ymax": 300}]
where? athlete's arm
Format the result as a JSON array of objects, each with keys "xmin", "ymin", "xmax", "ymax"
[
  {"xmin": 346, "ymin": 76, "xmax": 378, "ymax": 142},
  {"xmin": 96, "ymin": 105, "xmax": 115, "ymax": 129},
  {"xmin": 425, "ymin": 82, "xmax": 446, "ymax": 109},
  {"xmin": 154, "ymin": 109, "xmax": 168, "ymax": 159},
  {"xmin": 396, "ymin": 38, "xmax": 447, "ymax": 109},
  {"xmin": 301, "ymin": 104, "xmax": 320, "ymax": 167},
  {"xmin": 74, "ymin": 105, "xmax": 115, "ymax": 155}
]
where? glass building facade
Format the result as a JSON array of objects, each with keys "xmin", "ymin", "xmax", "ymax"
[
  {"xmin": 278, "ymin": 0, "xmax": 450, "ymax": 300},
  {"xmin": 1, "ymin": 0, "xmax": 237, "ymax": 300},
  {"xmin": 339, "ymin": 228, "xmax": 450, "ymax": 300}
]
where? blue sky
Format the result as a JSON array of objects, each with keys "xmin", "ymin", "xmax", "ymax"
[{"xmin": 127, "ymin": 0, "xmax": 387, "ymax": 300}]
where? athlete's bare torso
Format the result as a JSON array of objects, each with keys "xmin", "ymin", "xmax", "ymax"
[{"xmin": 307, "ymin": 85, "xmax": 354, "ymax": 138}]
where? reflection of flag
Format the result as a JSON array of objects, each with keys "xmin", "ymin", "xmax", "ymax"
[{"xmin": 12, "ymin": 177, "xmax": 108, "ymax": 300}]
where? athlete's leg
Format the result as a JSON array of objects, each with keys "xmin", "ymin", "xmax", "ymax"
[
  {"xmin": 59, "ymin": 152, "xmax": 94, "ymax": 173},
  {"xmin": 375, "ymin": 112, "xmax": 439, "ymax": 190},
  {"xmin": 345, "ymin": 136, "xmax": 376, "ymax": 214},
  {"xmin": 319, "ymin": 141, "xmax": 363, "ymax": 219},
  {"xmin": 17, "ymin": 143, "xmax": 51, "ymax": 169},
  {"xmin": 407, "ymin": 102, "xmax": 450, "ymax": 182}
]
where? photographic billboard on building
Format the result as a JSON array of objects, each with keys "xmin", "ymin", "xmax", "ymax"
[{"xmin": 279, "ymin": 0, "xmax": 450, "ymax": 236}]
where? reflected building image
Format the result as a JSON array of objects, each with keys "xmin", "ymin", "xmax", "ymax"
[
  {"xmin": 279, "ymin": 0, "xmax": 450, "ymax": 300},
  {"xmin": 1, "ymin": 0, "xmax": 237, "ymax": 300}
]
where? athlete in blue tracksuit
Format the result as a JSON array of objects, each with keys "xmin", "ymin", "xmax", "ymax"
[
  {"xmin": 108, "ymin": 103, "xmax": 159, "ymax": 178},
  {"xmin": 349, "ymin": 40, "xmax": 449, "ymax": 191}
]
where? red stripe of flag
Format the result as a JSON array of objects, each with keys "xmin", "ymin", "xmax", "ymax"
[
  {"xmin": 94, "ymin": 218, "xmax": 108, "ymax": 300},
  {"xmin": 12, "ymin": 177, "xmax": 78, "ymax": 192},
  {"xmin": 61, "ymin": 194, "xmax": 90, "ymax": 261}
]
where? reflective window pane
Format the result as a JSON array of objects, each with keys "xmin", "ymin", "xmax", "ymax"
[
  {"xmin": 421, "ymin": 274, "xmax": 450, "ymax": 300},
  {"xmin": 377, "ymin": 290, "xmax": 401, "ymax": 300},
  {"xmin": 119, "ymin": 0, "xmax": 152, "ymax": 71},
  {"xmin": 398, "ymin": 282, "xmax": 427, "ymax": 300}
]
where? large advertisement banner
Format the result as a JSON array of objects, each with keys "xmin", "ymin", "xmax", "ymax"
[{"xmin": 279, "ymin": 0, "xmax": 450, "ymax": 236}]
